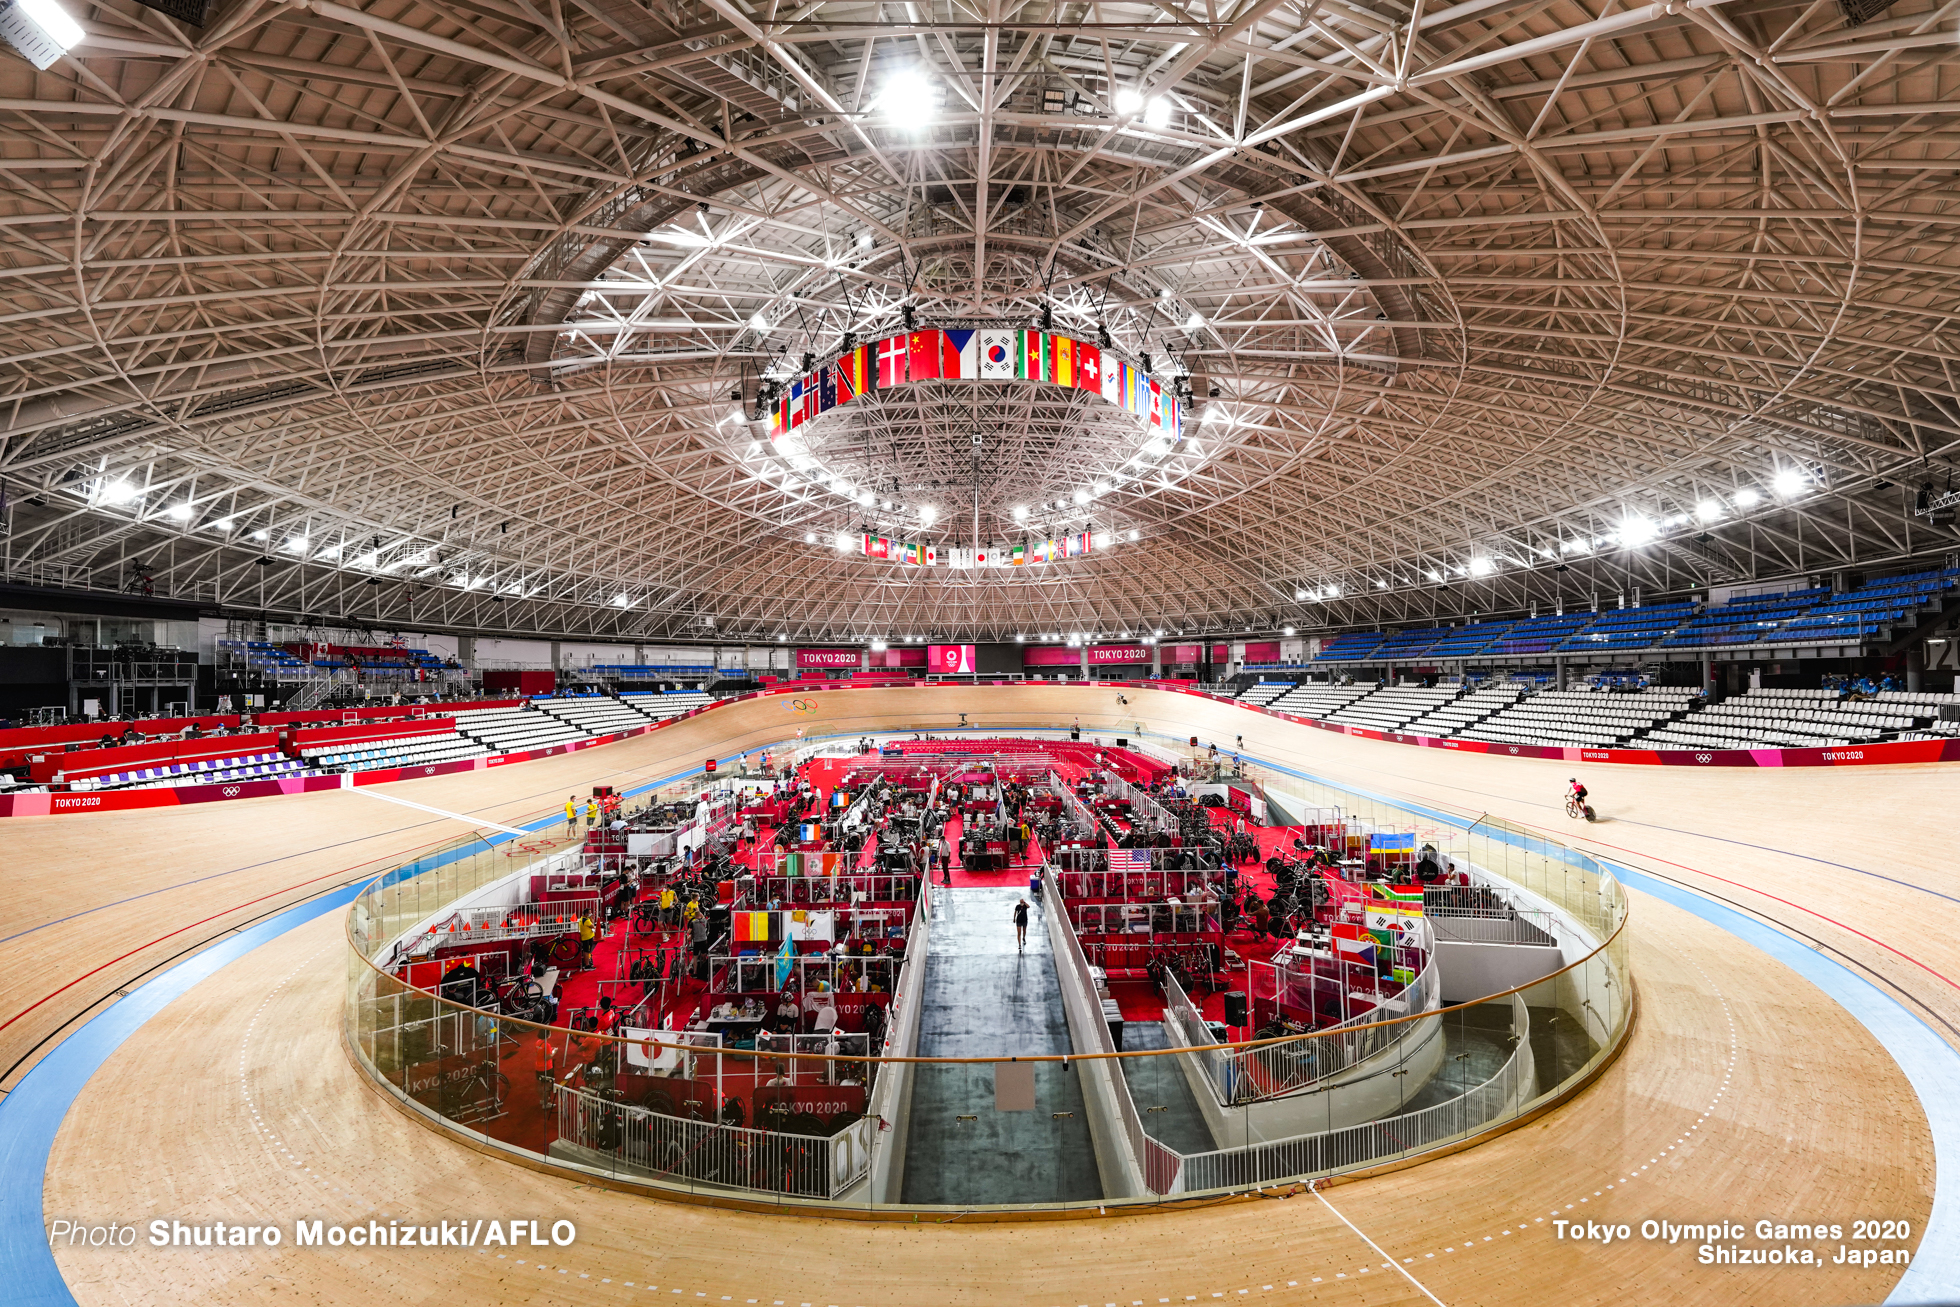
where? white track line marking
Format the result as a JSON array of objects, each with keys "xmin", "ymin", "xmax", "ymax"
[
  {"xmin": 351, "ymin": 788, "xmax": 534, "ymax": 836},
  {"xmin": 1314, "ymin": 1188, "xmax": 1449, "ymax": 1307}
]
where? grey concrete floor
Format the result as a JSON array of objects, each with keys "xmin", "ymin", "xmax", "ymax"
[{"xmin": 898, "ymin": 887, "xmax": 1104, "ymax": 1205}]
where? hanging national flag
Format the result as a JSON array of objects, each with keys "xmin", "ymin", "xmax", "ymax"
[
  {"xmin": 1010, "ymin": 543, "xmax": 1025, "ymax": 566},
  {"xmin": 1368, "ymin": 883, "xmax": 1426, "ymax": 910},
  {"xmin": 774, "ymin": 389, "xmax": 790, "ymax": 435},
  {"xmin": 835, "ymin": 343, "xmax": 871, "ymax": 400},
  {"xmin": 1076, "ymin": 341, "xmax": 1102, "ymax": 394},
  {"xmin": 905, "ymin": 542, "xmax": 923, "ymax": 565},
  {"xmin": 924, "ymin": 545, "xmax": 937, "ymax": 566},
  {"xmin": 1017, "ymin": 330, "xmax": 1049, "ymax": 381},
  {"xmin": 1149, "ymin": 377, "xmax": 1164, "ymax": 427},
  {"xmin": 979, "ymin": 328, "xmax": 1014, "ymax": 379},
  {"xmin": 1053, "ymin": 335, "xmax": 1074, "ymax": 387},
  {"xmin": 787, "ymin": 375, "xmax": 808, "ymax": 429},
  {"xmin": 908, "ymin": 329, "xmax": 943, "ymax": 380},
  {"xmin": 942, "ymin": 327, "xmax": 977, "ymax": 379},
  {"xmin": 876, "ymin": 334, "xmax": 909, "ymax": 388},
  {"xmin": 1101, "ymin": 355, "xmax": 1122, "ymax": 406},
  {"xmin": 817, "ymin": 366, "xmax": 838, "ymax": 414}
]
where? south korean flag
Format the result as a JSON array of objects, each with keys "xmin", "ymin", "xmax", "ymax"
[{"xmin": 979, "ymin": 328, "xmax": 1014, "ymax": 380}]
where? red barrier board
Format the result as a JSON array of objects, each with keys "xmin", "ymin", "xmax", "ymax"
[
  {"xmin": 290, "ymin": 718, "xmax": 457, "ymax": 748},
  {"xmin": 0, "ymin": 717, "xmax": 243, "ymax": 771},
  {"xmin": 258, "ymin": 699, "xmax": 519, "ymax": 727},
  {"xmin": 28, "ymin": 731, "xmax": 285, "ymax": 784}
]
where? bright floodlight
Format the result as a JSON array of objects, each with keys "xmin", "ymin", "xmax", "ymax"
[
  {"xmin": 1294, "ymin": 588, "xmax": 1308, "ymax": 601},
  {"xmin": 1144, "ymin": 97, "xmax": 1171, "ymax": 127},
  {"xmin": 748, "ymin": 312, "xmax": 768, "ymax": 330},
  {"xmin": 857, "ymin": 231, "xmax": 874, "ymax": 249},
  {"xmin": 165, "ymin": 503, "xmax": 193, "ymax": 521},
  {"xmin": 1093, "ymin": 481, "xmax": 1111, "ymax": 497},
  {"xmin": 1772, "ymin": 468, "xmax": 1806, "ymax": 497},
  {"xmin": 1468, "ymin": 558, "xmax": 1493, "ymax": 576},
  {"xmin": 1325, "ymin": 584, "xmax": 1339, "ymax": 597},
  {"xmin": 919, "ymin": 504, "xmax": 937, "ymax": 525},
  {"xmin": 882, "ymin": 68, "xmax": 934, "ymax": 119},
  {"xmin": 856, "ymin": 486, "xmax": 874, "ymax": 505},
  {"xmin": 99, "ymin": 479, "xmax": 138, "ymax": 505},
  {"xmin": 251, "ymin": 529, "xmax": 269, "ymax": 541},
  {"xmin": 1114, "ymin": 87, "xmax": 1144, "ymax": 114},
  {"xmin": 870, "ymin": 638, "xmax": 888, "ymax": 652},
  {"xmin": 1128, "ymin": 529, "xmax": 1139, "ymax": 541},
  {"xmin": 1733, "ymin": 487, "xmax": 1761, "ymax": 508},
  {"xmin": 834, "ymin": 531, "xmax": 853, "ymax": 550},
  {"xmin": 614, "ymin": 594, "xmax": 631, "ymax": 607},
  {"xmin": 1620, "ymin": 516, "xmax": 1657, "ymax": 545},
  {"xmin": 1012, "ymin": 505, "xmax": 1029, "ymax": 522},
  {"xmin": 1283, "ymin": 626, "xmax": 1295, "ymax": 636},
  {"xmin": 2, "ymin": 0, "xmax": 85, "ymax": 68},
  {"xmin": 803, "ymin": 531, "xmax": 816, "ymax": 543},
  {"xmin": 1696, "ymin": 499, "xmax": 1722, "ymax": 521},
  {"xmin": 1073, "ymin": 488, "xmax": 1090, "ymax": 505},
  {"xmin": 1375, "ymin": 579, "xmax": 1388, "ymax": 589},
  {"xmin": 1182, "ymin": 311, "xmax": 1204, "ymax": 332}
]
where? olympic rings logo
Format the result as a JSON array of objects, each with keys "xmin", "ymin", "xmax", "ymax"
[
  {"xmin": 788, "ymin": 698, "xmax": 820, "ymax": 714},
  {"xmin": 222, "ymin": 786, "xmax": 241, "ymax": 797}
]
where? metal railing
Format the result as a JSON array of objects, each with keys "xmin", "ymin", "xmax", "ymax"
[
  {"xmin": 556, "ymin": 1087, "xmax": 871, "ymax": 1199},
  {"xmin": 1043, "ymin": 867, "xmax": 1183, "ymax": 1197},
  {"xmin": 1171, "ymin": 993, "xmax": 1535, "ymax": 1193},
  {"xmin": 1165, "ymin": 946, "xmax": 1439, "ymax": 1107}
]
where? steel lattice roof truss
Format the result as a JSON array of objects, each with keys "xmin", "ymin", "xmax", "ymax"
[{"xmin": 0, "ymin": 0, "xmax": 1956, "ymax": 642}]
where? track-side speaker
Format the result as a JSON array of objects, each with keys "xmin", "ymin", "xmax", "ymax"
[{"xmin": 1223, "ymin": 991, "xmax": 1248, "ymax": 1026}]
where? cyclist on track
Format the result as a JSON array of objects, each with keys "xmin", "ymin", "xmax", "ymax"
[{"xmin": 1567, "ymin": 777, "xmax": 1589, "ymax": 810}]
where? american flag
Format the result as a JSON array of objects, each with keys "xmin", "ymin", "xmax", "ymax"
[{"xmin": 1108, "ymin": 848, "xmax": 1151, "ymax": 875}]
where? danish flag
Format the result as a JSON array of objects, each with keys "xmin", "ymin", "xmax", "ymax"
[{"xmin": 877, "ymin": 335, "xmax": 909, "ymax": 388}]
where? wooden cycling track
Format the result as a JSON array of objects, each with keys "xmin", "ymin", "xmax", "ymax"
[{"xmin": 6, "ymin": 684, "xmax": 1954, "ymax": 1306}]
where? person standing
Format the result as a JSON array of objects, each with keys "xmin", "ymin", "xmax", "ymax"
[
  {"xmin": 585, "ymin": 797, "xmax": 600, "ymax": 830},
  {"xmin": 1012, "ymin": 898, "xmax": 1030, "ymax": 952},
  {"xmin": 938, "ymin": 831, "xmax": 954, "ymax": 886},
  {"xmin": 576, "ymin": 910, "xmax": 598, "ymax": 969},
  {"xmin": 565, "ymin": 795, "xmax": 578, "ymax": 833}
]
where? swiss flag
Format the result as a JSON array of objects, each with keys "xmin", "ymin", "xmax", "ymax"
[
  {"xmin": 876, "ymin": 335, "xmax": 909, "ymax": 388},
  {"xmin": 908, "ymin": 329, "xmax": 943, "ymax": 381},
  {"xmin": 1076, "ymin": 342, "xmax": 1101, "ymax": 392}
]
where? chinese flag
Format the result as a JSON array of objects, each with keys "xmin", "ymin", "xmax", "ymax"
[
  {"xmin": 908, "ymin": 329, "xmax": 943, "ymax": 380},
  {"xmin": 876, "ymin": 334, "xmax": 909, "ymax": 388}
]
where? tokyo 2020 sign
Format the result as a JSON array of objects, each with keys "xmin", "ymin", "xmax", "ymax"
[{"xmin": 928, "ymin": 644, "xmax": 977, "ymax": 674}]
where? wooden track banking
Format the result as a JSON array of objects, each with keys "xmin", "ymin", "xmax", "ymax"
[{"xmin": 16, "ymin": 685, "xmax": 1953, "ymax": 1305}]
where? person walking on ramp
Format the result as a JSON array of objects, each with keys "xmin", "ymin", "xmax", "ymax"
[{"xmin": 1013, "ymin": 898, "xmax": 1031, "ymax": 952}]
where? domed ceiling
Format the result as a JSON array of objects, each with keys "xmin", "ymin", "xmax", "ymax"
[{"xmin": 0, "ymin": 0, "xmax": 1955, "ymax": 642}]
